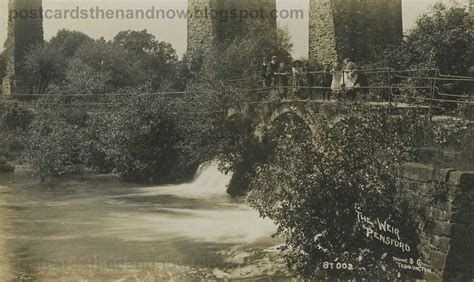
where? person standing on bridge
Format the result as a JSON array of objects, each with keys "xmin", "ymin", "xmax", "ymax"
[
  {"xmin": 267, "ymin": 56, "xmax": 279, "ymax": 87},
  {"xmin": 343, "ymin": 58, "xmax": 352, "ymax": 70},
  {"xmin": 304, "ymin": 62, "xmax": 315, "ymax": 99},
  {"xmin": 261, "ymin": 57, "xmax": 270, "ymax": 87},
  {"xmin": 354, "ymin": 66, "xmax": 369, "ymax": 101},
  {"xmin": 344, "ymin": 62, "xmax": 357, "ymax": 101},
  {"xmin": 331, "ymin": 62, "xmax": 344, "ymax": 101},
  {"xmin": 277, "ymin": 62, "xmax": 290, "ymax": 98},
  {"xmin": 321, "ymin": 64, "xmax": 333, "ymax": 101},
  {"xmin": 292, "ymin": 60, "xmax": 305, "ymax": 97}
]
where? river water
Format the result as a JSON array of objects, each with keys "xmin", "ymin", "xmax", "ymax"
[{"xmin": 0, "ymin": 164, "xmax": 294, "ymax": 281}]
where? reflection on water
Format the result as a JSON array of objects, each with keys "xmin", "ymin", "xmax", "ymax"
[{"xmin": 0, "ymin": 164, "xmax": 293, "ymax": 281}]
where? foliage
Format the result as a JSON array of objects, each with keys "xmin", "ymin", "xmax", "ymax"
[
  {"xmin": 113, "ymin": 30, "xmax": 179, "ymax": 90},
  {"xmin": 74, "ymin": 38, "xmax": 147, "ymax": 90},
  {"xmin": 199, "ymin": 23, "xmax": 292, "ymax": 83},
  {"xmin": 23, "ymin": 42, "xmax": 66, "ymax": 94},
  {"xmin": 49, "ymin": 29, "xmax": 94, "ymax": 58},
  {"xmin": 173, "ymin": 53, "xmax": 194, "ymax": 91},
  {"xmin": 384, "ymin": 3, "xmax": 473, "ymax": 76},
  {"xmin": 0, "ymin": 103, "xmax": 35, "ymax": 168},
  {"xmin": 248, "ymin": 107, "xmax": 422, "ymax": 279},
  {"xmin": 100, "ymin": 94, "xmax": 199, "ymax": 183},
  {"xmin": 25, "ymin": 108, "xmax": 101, "ymax": 181},
  {"xmin": 47, "ymin": 58, "xmax": 112, "ymax": 95},
  {"xmin": 24, "ymin": 29, "xmax": 181, "ymax": 94},
  {"xmin": 21, "ymin": 29, "xmax": 195, "ymax": 182},
  {"xmin": 0, "ymin": 53, "xmax": 5, "ymax": 81},
  {"xmin": 217, "ymin": 116, "xmax": 273, "ymax": 197},
  {"xmin": 23, "ymin": 30, "xmax": 94, "ymax": 94},
  {"xmin": 431, "ymin": 117, "xmax": 469, "ymax": 146},
  {"xmin": 26, "ymin": 91, "xmax": 199, "ymax": 183}
]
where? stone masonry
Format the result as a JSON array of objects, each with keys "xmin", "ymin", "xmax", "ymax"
[
  {"xmin": 2, "ymin": 0, "xmax": 44, "ymax": 98},
  {"xmin": 400, "ymin": 163, "xmax": 474, "ymax": 280},
  {"xmin": 309, "ymin": 0, "xmax": 403, "ymax": 65},
  {"xmin": 187, "ymin": 0, "xmax": 277, "ymax": 59}
]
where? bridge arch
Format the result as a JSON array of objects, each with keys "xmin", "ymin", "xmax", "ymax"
[
  {"xmin": 264, "ymin": 110, "xmax": 314, "ymax": 145},
  {"xmin": 268, "ymin": 104, "xmax": 317, "ymax": 136}
]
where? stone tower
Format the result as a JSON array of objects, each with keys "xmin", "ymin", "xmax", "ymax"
[
  {"xmin": 187, "ymin": 0, "xmax": 277, "ymax": 58},
  {"xmin": 309, "ymin": 0, "xmax": 403, "ymax": 65},
  {"xmin": 2, "ymin": 0, "xmax": 44, "ymax": 97}
]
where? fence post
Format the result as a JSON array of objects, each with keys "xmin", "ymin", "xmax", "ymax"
[
  {"xmin": 388, "ymin": 68, "xmax": 393, "ymax": 109},
  {"xmin": 429, "ymin": 69, "xmax": 439, "ymax": 122}
]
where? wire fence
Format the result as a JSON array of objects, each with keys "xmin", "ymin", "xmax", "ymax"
[{"xmin": 0, "ymin": 68, "xmax": 473, "ymax": 118}]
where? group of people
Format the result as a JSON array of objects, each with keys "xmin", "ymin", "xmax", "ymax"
[{"xmin": 261, "ymin": 56, "xmax": 369, "ymax": 101}]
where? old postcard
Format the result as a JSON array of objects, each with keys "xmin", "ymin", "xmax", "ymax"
[{"xmin": 0, "ymin": 0, "xmax": 473, "ymax": 280}]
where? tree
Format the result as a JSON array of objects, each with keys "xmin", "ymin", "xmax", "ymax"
[
  {"xmin": 47, "ymin": 58, "xmax": 112, "ymax": 95},
  {"xmin": 113, "ymin": 30, "xmax": 179, "ymax": 90},
  {"xmin": 75, "ymin": 38, "xmax": 147, "ymax": 90},
  {"xmin": 23, "ymin": 43, "xmax": 65, "ymax": 94},
  {"xmin": 0, "ymin": 53, "xmax": 5, "ymax": 81},
  {"xmin": 384, "ymin": 3, "xmax": 473, "ymax": 75},
  {"xmin": 26, "ymin": 108, "xmax": 93, "ymax": 182},
  {"xmin": 23, "ymin": 30, "xmax": 94, "ymax": 94},
  {"xmin": 49, "ymin": 29, "xmax": 94, "ymax": 58}
]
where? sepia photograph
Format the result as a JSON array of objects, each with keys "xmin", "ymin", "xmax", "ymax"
[{"xmin": 0, "ymin": 0, "xmax": 473, "ymax": 280}]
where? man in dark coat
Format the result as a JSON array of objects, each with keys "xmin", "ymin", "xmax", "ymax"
[
  {"xmin": 261, "ymin": 57, "xmax": 270, "ymax": 87},
  {"xmin": 354, "ymin": 67, "xmax": 369, "ymax": 101},
  {"xmin": 321, "ymin": 64, "xmax": 333, "ymax": 101},
  {"xmin": 267, "ymin": 56, "xmax": 279, "ymax": 87}
]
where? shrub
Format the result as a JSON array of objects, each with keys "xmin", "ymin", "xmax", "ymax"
[
  {"xmin": 26, "ymin": 109, "xmax": 91, "ymax": 181},
  {"xmin": 101, "ymin": 94, "xmax": 199, "ymax": 183},
  {"xmin": 248, "ymin": 107, "xmax": 422, "ymax": 279},
  {"xmin": 0, "ymin": 103, "xmax": 35, "ymax": 166}
]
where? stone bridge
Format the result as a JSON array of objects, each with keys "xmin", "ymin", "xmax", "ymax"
[{"xmin": 226, "ymin": 99, "xmax": 429, "ymax": 139}]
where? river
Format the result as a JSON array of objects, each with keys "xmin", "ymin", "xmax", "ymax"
[{"xmin": 0, "ymin": 164, "xmax": 294, "ymax": 281}]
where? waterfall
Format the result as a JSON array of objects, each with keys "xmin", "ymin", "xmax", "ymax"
[{"xmin": 137, "ymin": 162, "xmax": 233, "ymax": 199}]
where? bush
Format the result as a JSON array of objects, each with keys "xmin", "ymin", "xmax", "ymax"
[
  {"xmin": 100, "ymin": 94, "xmax": 199, "ymax": 183},
  {"xmin": 25, "ymin": 108, "xmax": 97, "ymax": 181},
  {"xmin": 0, "ymin": 103, "xmax": 35, "ymax": 166},
  {"xmin": 248, "ymin": 107, "xmax": 422, "ymax": 279},
  {"xmin": 382, "ymin": 3, "xmax": 473, "ymax": 97},
  {"xmin": 0, "ymin": 53, "xmax": 5, "ymax": 82},
  {"xmin": 384, "ymin": 3, "xmax": 473, "ymax": 75}
]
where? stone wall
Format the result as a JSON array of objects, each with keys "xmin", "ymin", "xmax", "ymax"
[
  {"xmin": 2, "ymin": 0, "xmax": 44, "ymax": 97},
  {"xmin": 187, "ymin": 0, "xmax": 277, "ymax": 60},
  {"xmin": 309, "ymin": 0, "xmax": 403, "ymax": 65},
  {"xmin": 400, "ymin": 162, "xmax": 474, "ymax": 280}
]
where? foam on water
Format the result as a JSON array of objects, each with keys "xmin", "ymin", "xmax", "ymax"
[
  {"xmin": 135, "ymin": 162, "xmax": 233, "ymax": 198},
  {"xmin": 108, "ymin": 163, "xmax": 277, "ymax": 243}
]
